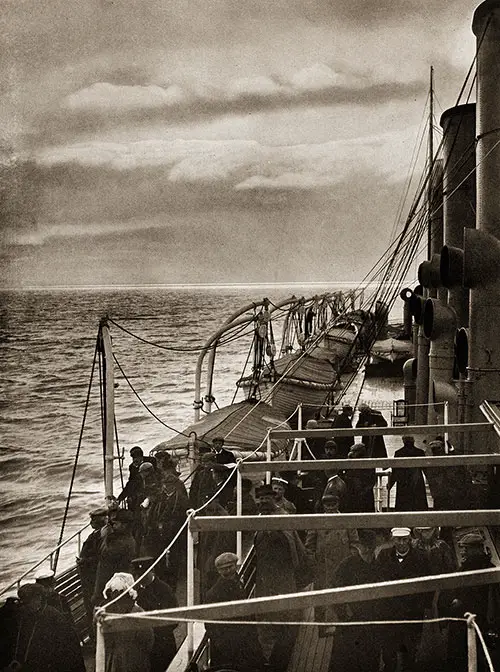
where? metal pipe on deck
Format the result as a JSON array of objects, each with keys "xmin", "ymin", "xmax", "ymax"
[
  {"xmin": 186, "ymin": 513, "xmax": 195, "ymax": 657},
  {"xmin": 466, "ymin": 614, "xmax": 478, "ymax": 672}
]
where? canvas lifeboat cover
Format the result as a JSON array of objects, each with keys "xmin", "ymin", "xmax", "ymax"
[{"xmin": 154, "ymin": 399, "xmax": 290, "ymax": 458}]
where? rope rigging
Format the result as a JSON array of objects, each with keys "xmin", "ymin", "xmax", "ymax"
[{"xmin": 53, "ymin": 334, "xmax": 100, "ymax": 573}]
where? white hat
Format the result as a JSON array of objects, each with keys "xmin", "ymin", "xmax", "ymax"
[
  {"xmin": 34, "ymin": 568, "xmax": 55, "ymax": 580},
  {"xmin": 103, "ymin": 572, "xmax": 137, "ymax": 600},
  {"xmin": 391, "ymin": 527, "xmax": 411, "ymax": 538}
]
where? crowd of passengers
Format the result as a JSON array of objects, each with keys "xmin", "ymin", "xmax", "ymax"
[{"xmin": 1, "ymin": 403, "xmax": 498, "ymax": 672}]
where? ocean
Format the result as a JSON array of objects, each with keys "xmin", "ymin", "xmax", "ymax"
[{"xmin": 0, "ymin": 285, "xmax": 403, "ymax": 590}]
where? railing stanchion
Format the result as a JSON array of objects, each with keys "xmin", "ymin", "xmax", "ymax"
[
  {"xmin": 236, "ymin": 462, "xmax": 242, "ymax": 562},
  {"xmin": 266, "ymin": 432, "xmax": 272, "ymax": 484},
  {"xmin": 95, "ymin": 613, "xmax": 106, "ymax": 672},
  {"xmin": 187, "ymin": 511, "xmax": 196, "ymax": 658},
  {"xmin": 466, "ymin": 613, "xmax": 477, "ymax": 672}
]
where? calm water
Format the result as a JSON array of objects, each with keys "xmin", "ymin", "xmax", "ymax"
[{"xmin": 0, "ymin": 285, "xmax": 403, "ymax": 589}]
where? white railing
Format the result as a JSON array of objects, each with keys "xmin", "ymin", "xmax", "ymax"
[{"xmin": 0, "ymin": 522, "xmax": 91, "ymax": 596}]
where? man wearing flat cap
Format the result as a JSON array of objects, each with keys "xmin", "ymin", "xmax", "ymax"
[
  {"xmin": 211, "ymin": 436, "xmax": 236, "ymax": 465},
  {"xmin": 377, "ymin": 527, "xmax": 432, "ymax": 671},
  {"xmin": 130, "ymin": 556, "xmax": 178, "ymax": 672},
  {"xmin": 204, "ymin": 553, "xmax": 265, "ymax": 671}
]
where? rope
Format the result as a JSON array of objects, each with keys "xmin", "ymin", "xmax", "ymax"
[
  {"xmin": 53, "ymin": 335, "xmax": 100, "ymax": 572},
  {"xmin": 112, "ymin": 352, "xmax": 193, "ymax": 441},
  {"xmin": 108, "ymin": 317, "xmax": 255, "ymax": 353},
  {"xmin": 103, "ymin": 611, "xmax": 469, "ymax": 627}
]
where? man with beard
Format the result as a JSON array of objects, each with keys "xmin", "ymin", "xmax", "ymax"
[{"xmin": 205, "ymin": 552, "xmax": 266, "ymax": 672}]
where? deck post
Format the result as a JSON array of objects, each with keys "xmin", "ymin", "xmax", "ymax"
[
  {"xmin": 236, "ymin": 462, "xmax": 242, "ymax": 561},
  {"xmin": 266, "ymin": 432, "xmax": 272, "ymax": 484},
  {"xmin": 297, "ymin": 404, "xmax": 303, "ymax": 462},
  {"xmin": 466, "ymin": 613, "xmax": 477, "ymax": 672},
  {"xmin": 186, "ymin": 512, "xmax": 196, "ymax": 658},
  {"xmin": 95, "ymin": 615, "xmax": 106, "ymax": 672}
]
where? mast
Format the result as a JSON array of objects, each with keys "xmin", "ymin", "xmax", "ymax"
[
  {"xmin": 427, "ymin": 65, "xmax": 434, "ymax": 259},
  {"xmin": 99, "ymin": 317, "xmax": 115, "ymax": 499}
]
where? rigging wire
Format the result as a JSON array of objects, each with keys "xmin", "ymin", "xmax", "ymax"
[{"xmin": 53, "ymin": 335, "xmax": 100, "ymax": 573}]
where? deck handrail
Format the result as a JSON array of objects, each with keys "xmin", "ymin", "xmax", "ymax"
[{"xmin": 0, "ymin": 522, "xmax": 91, "ymax": 596}]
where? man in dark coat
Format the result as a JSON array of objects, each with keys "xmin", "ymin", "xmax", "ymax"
[
  {"xmin": 447, "ymin": 532, "xmax": 500, "ymax": 672},
  {"xmin": 356, "ymin": 403, "xmax": 388, "ymax": 458},
  {"xmin": 388, "ymin": 435, "xmax": 428, "ymax": 511},
  {"xmin": 76, "ymin": 507, "xmax": 108, "ymax": 630},
  {"xmin": 254, "ymin": 485, "xmax": 301, "ymax": 672},
  {"xmin": 117, "ymin": 446, "xmax": 155, "ymax": 511},
  {"xmin": 211, "ymin": 436, "xmax": 236, "ymax": 465},
  {"xmin": 377, "ymin": 527, "xmax": 432, "ymax": 671},
  {"xmin": 93, "ymin": 508, "xmax": 136, "ymax": 605},
  {"xmin": 197, "ymin": 497, "xmax": 236, "ymax": 600},
  {"xmin": 205, "ymin": 552, "xmax": 266, "ymax": 672},
  {"xmin": 34, "ymin": 568, "xmax": 75, "ymax": 626},
  {"xmin": 332, "ymin": 529, "xmax": 384, "ymax": 672},
  {"xmin": 1, "ymin": 583, "xmax": 85, "ymax": 672},
  {"xmin": 188, "ymin": 452, "xmax": 218, "ymax": 509},
  {"xmin": 343, "ymin": 442, "xmax": 376, "ymax": 512},
  {"xmin": 131, "ymin": 556, "xmax": 178, "ymax": 672},
  {"xmin": 331, "ymin": 405, "xmax": 355, "ymax": 459}
]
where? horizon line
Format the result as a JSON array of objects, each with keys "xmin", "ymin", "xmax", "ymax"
[{"xmin": 1, "ymin": 280, "xmax": 410, "ymax": 291}]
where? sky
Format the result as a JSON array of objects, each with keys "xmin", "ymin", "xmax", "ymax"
[{"xmin": 0, "ymin": 0, "xmax": 479, "ymax": 288}]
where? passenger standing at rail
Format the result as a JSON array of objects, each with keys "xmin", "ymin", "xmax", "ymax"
[
  {"xmin": 332, "ymin": 405, "xmax": 355, "ymax": 459},
  {"xmin": 34, "ymin": 568, "xmax": 74, "ymax": 626},
  {"xmin": 117, "ymin": 446, "xmax": 154, "ymax": 511},
  {"xmin": 356, "ymin": 403, "xmax": 388, "ymax": 458},
  {"xmin": 102, "ymin": 572, "xmax": 154, "ymax": 672},
  {"xmin": 3, "ymin": 582, "xmax": 85, "ymax": 672},
  {"xmin": 197, "ymin": 496, "xmax": 236, "ymax": 601},
  {"xmin": 388, "ymin": 435, "xmax": 428, "ymax": 511},
  {"xmin": 131, "ymin": 557, "xmax": 178, "ymax": 672},
  {"xmin": 93, "ymin": 508, "xmax": 136, "ymax": 606},
  {"xmin": 211, "ymin": 436, "xmax": 236, "ymax": 465},
  {"xmin": 332, "ymin": 529, "xmax": 384, "ymax": 672},
  {"xmin": 205, "ymin": 552, "xmax": 266, "ymax": 672},
  {"xmin": 377, "ymin": 527, "xmax": 432, "ymax": 672},
  {"xmin": 77, "ymin": 507, "xmax": 108, "ymax": 631},
  {"xmin": 343, "ymin": 442, "xmax": 376, "ymax": 512},
  {"xmin": 305, "ymin": 493, "xmax": 357, "ymax": 623},
  {"xmin": 188, "ymin": 451, "xmax": 218, "ymax": 509},
  {"xmin": 272, "ymin": 477, "xmax": 297, "ymax": 513},
  {"xmin": 253, "ymin": 484, "xmax": 301, "ymax": 672},
  {"xmin": 447, "ymin": 532, "xmax": 500, "ymax": 672}
]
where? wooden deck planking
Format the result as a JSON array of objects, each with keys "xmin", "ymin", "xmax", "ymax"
[{"xmin": 288, "ymin": 605, "xmax": 333, "ymax": 672}]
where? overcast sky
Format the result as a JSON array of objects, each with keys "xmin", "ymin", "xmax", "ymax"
[{"xmin": 0, "ymin": 0, "xmax": 478, "ymax": 288}]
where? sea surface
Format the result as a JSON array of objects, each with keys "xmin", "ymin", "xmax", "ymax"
[{"xmin": 0, "ymin": 285, "xmax": 403, "ymax": 590}]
